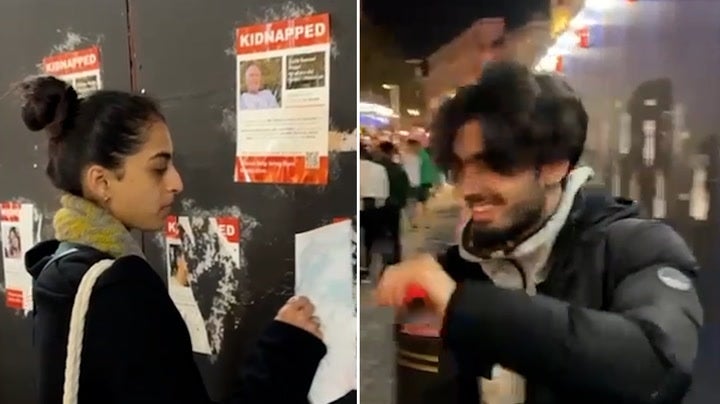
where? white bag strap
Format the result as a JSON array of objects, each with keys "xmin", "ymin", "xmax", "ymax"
[{"xmin": 62, "ymin": 259, "xmax": 115, "ymax": 404}]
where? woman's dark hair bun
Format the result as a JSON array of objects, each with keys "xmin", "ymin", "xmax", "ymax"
[{"xmin": 20, "ymin": 76, "xmax": 79, "ymax": 140}]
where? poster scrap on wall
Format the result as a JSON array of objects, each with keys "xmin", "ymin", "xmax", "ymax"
[
  {"xmin": 43, "ymin": 45, "xmax": 102, "ymax": 98},
  {"xmin": 1, "ymin": 202, "xmax": 35, "ymax": 312},
  {"xmin": 332, "ymin": 217, "xmax": 357, "ymax": 276},
  {"xmin": 234, "ymin": 13, "xmax": 331, "ymax": 185},
  {"xmin": 332, "ymin": 216, "xmax": 357, "ymax": 314},
  {"xmin": 295, "ymin": 220, "xmax": 356, "ymax": 403},
  {"xmin": 166, "ymin": 215, "xmax": 242, "ymax": 355}
]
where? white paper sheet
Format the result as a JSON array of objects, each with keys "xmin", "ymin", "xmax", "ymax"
[{"xmin": 295, "ymin": 221, "xmax": 356, "ymax": 404}]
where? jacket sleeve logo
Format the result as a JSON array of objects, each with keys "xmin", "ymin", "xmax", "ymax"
[{"xmin": 656, "ymin": 267, "xmax": 692, "ymax": 291}]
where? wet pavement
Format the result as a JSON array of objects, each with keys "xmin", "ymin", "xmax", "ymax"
[{"xmin": 359, "ymin": 189, "xmax": 461, "ymax": 404}]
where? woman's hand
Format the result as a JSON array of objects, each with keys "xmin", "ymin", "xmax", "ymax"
[{"xmin": 275, "ymin": 296, "xmax": 323, "ymax": 339}]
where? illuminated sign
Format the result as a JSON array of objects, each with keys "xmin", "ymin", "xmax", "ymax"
[
  {"xmin": 359, "ymin": 113, "xmax": 390, "ymax": 128},
  {"xmin": 358, "ymin": 101, "xmax": 395, "ymax": 117},
  {"xmin": 551, "ymin": 5, "xmax": 571, "ymax": 38},
  {"xmin": 577, "ymin": 26, "xmax": 590, "ymax": 48}
]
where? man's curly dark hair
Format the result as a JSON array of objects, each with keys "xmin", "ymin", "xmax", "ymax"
[{"xmin": 429, "ymin": 60, "xmax": 588, "ymax": 177}]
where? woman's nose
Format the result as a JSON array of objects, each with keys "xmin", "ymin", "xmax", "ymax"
[{"xmin": 168, "ymin": 165, "xmax": 184, "ymax": 194}]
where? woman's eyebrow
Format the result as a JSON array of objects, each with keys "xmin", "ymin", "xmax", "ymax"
[{"xmin": 149, "ymin": 152, "xmax": 172, "ymax": 161}]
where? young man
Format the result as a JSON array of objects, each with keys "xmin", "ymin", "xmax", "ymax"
[
  {"xmin": 417, "ymin": 141, "xmax": 441, "ymax": 227},
  {"xmin": 376, "ymin": 61, "xmax": 702, "ymax": 404},
  {"xmin": 401, "ymin": 139, "xmax": 422, "ymax": 229},
  {"xmin": 359, "ymin": 144, "xmax": 389, "ymax": 280},
  {"xmin": 376, "ymin": 141, "xmax": 411, "ymax": 265}
]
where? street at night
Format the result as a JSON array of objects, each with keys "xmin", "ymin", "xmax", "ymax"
[{"xmin": 359, "ymin": 0, "xmax": 720, "ymax": 403}]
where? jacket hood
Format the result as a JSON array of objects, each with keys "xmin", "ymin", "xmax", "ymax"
[
  {"xmin": 458, "ymin": 167, "xmax": 641, "ymax": 291},
  {"xmin": 26, "ymin": 240, "xmax": 58, "ymax": 279},
  {"xmin": 26, "ymin": 239, "xmax": 110, "ymax": 303},
  {"xmin": 567, "ymin": 185, "xmax": 640, "ymax": 233}
]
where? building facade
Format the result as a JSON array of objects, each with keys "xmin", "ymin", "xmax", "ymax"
[
  {"xmin": 423, "ymin": 0, "xmax": 587, "ymax": 120},
  {"xmin": 422, "ymin": 18, "xmax": 553, "ymax": 118},
  {"xmin": 423, "ymin": 17, "xmax": 505, "ymax": 117}
]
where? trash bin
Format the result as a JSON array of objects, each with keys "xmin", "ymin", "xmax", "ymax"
[{"xmin": 395, "ymin": 287, "xmax": 460, "ymax": 404}]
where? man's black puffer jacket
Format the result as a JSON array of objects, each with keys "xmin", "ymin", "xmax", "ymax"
[{"xmin": 437, "ymin": 190, "xmax": 702, "ymax": 404}]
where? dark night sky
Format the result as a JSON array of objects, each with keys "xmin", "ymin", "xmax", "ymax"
[{"xmin": 362, "ymin": 0, "xmax": 549, "ymax": 58}]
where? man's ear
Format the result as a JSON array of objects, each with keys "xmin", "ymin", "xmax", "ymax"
[{"xmin": 539, "ymin": 161, "xmax": 570, "ymax": 188}]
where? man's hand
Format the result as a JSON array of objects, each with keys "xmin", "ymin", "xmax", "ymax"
[
  {"xmin": 375, "ymin": 253, "xmax": 457, "ymax": 316},
  {"xmin": 275, "ymin": 296, "xmax": 323, "ymax": 339}
]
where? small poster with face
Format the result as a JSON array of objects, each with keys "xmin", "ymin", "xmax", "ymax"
[
  {"xmin": 166, "ymin": 215, "xmax": 241, "ymax": 355},
  {"xmin": 0, "ymin": 202, "xmax": 35, "ymax": 312},
  {"xmin": 42, "ymin": 46, "xmax": 102, "ymax": 98},
  {"xmin": 234, "ymin": 13, "xmax": 331, "ymax": 184}
]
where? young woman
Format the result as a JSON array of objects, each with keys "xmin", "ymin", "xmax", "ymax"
[{"xmin": 21, "ymin": 76, "xmax": 326, "ymax": 403}]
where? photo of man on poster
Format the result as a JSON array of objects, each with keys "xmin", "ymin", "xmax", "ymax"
[{"xmin": 239, "ymin": 59, "xmax": 282, "ymax": 110}]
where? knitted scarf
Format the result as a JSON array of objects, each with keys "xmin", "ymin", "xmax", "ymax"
[{"xmin": 53, "ymin": 194, "xmax": 145, "ymax": 259}]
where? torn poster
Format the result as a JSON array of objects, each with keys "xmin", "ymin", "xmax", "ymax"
[
  {"xmin": 295, "ymin": 221, "xmax": 356, "ymax": 403},
  {"xmin": 1, "ymin": 202, "xmax": 35, "ymax": 312},
  {"xmin": 166, "ymin": 215, "xmax": 242, "ymax": 355},
  {"xmin": 43, "ymin": 46, "xmax": 102, "ymax": 98},
  {"xmin": 234, "ymin": 13, "xmax": 331, "ymax": 184},
  {"xmin": 331, "ymin": 217, "xmax": 356, "ymax": 273},
  {"xmin": 332, "ymin": 217, "xmax": 358, "ymax": 313}
]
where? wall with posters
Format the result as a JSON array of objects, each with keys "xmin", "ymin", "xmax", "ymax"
[
  {"xmin": 0, "ymin": 1, "xmax": 356, "ymax": 403},
  {"xmin": 559, "ymin": 1, "xmax": 719, "ymax": 402}
]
